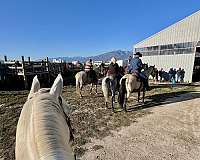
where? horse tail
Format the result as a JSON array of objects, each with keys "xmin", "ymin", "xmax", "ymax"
[
  {"xmin": 102, "ymin": 77, "xmax": 111, "ymax": 103},
  {"xmin": 118, "ymin": 78, "xmax": 126, "ymax": 107},
  {"xmin": 75, "ymin": 73, "xmax": 81, "ymax": 94}
]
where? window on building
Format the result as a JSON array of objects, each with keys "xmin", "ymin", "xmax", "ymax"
[{"xmin": 135, "ymin": 42, "xmax": 195, "ymax": 56}]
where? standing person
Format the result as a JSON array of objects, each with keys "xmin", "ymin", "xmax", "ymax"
[
  {"xmin": 159, "ymin": 68, "xmax": 164, "ymax": 82},
  {"xmin": 176, "ymin": 68, "xmax": 182, "ymax": 83},
  {"xmin": 128, "ymin": 52, "xmax": 149, "ymax": 90},
  {"xmin": 180, "ymin": 69, "xmax": 185, "ymax": 83},
  {"xmin": 168, "ymin": 68, "xmax": 173, "ymax": 82},
  {"xmin": 155, "ymin": 68, "xmax": 159, "ymax": 82},
  {"xmin": 172, "ymin": 68, "xmax": 177, "ymax": 81}
]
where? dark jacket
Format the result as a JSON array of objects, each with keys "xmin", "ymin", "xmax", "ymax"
[{"xmin": 107, "ymin": 62, "xmax": 120, "ymax": 77}]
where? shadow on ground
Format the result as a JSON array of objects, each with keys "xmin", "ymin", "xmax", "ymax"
[{"xmin": 126, "ymin": 90, "xmax": 200, "ymax": 112}]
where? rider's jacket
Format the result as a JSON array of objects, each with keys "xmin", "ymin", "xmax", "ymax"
[
  {"xmin": 107, "ymin": 62, "xmax": 120, "ymax": 77},
  {"xmin": 128, "ymin": 57, "xmax": 143, "ymax": 73},
  {"xmin": 84, "ymin": 61, "xmax": 93, "ymax": 72}
]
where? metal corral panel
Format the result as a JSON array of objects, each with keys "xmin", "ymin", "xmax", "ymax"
[
  {"xmin": 135, "ymin": 10, "xmax": 200, "ymax": 48},
  {"xmin": 141, "ymin": 53, "xmax": 196, "ymax": 82}
]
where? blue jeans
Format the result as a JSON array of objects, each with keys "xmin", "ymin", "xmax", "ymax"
[
  {"xmin": 139, "ymin": 72, "xmax": 147, "ymax": 79},
  {"xmin": 139, "ymin": 72, "xmax": 149, "ymax": 90}
]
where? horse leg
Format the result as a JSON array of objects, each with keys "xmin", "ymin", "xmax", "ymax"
[
  {"xmin": 124, "ymin": 92, "xmax": 127, "ymax": 112},
  {"xmin": 76, "ymin": 80, "xmax": 82, "ymax": 98},
  {"xmin": 105, "ymin": 102, "xmax": 108, "ymax": 108},
  {"xmin": 111, "ymin": 80, "xmax": 116, "ymax": 112},
  {"xmin": 95, "ymin": 84, "xmax": 98, "ymax": 94},
  {"xmin": 142, "ymin": 90, "xmax": 145, "ymax": 104},
  {"xmin": 138, "ymin": 91, "xmax": 140, "ymax": 102},
  {"xmin": 90, "ymin": 83, "xmax": 93, "ymax": 94},
  {"xmin": 111, "ymin": 96, "xmax": 115, "ymax": 112},
  {"xmin": 124, "ymin": 91, "xmax": 130, "ymax": 112},
  {"xmin": 79, "ymin": 81, "xmax": 83, "ymax": 98}
]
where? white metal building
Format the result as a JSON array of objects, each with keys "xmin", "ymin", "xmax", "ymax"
[{"xmin": 134, "ymin": 10, "xmax": 200, "ymax": 82}]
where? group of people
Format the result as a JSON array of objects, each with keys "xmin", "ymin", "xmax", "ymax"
[
  {"xmin": 158, "ymin": 68, "xmax": 185, "ymax": 83},
  {"xmin": 83, "ymin": 52, "xmax": 150, "ymax": 91}
]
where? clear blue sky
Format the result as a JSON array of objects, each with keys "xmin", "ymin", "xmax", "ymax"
[{"xmin": 0, "ymin": 0, "xmax": 200, "ymax": 59}]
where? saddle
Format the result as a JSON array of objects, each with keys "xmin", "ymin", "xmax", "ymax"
[{"xmin": 131, "ymin": 71, "xmax": 141, "ymax": 82}]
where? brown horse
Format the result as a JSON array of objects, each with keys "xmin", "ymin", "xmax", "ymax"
[{"xmin": 118, "ymin": 66, "xmax": 155, "ymax": 111}]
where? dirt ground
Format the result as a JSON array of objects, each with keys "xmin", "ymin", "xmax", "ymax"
[
  {"xmin": 82, "ymin": 85, "xmax": 200, "ymax": 160},
  {"xmin": 0, "ymin": 84, "xmax": 199, "ymax": 160}
]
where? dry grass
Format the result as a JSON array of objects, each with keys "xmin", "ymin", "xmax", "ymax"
[{"xmin": 0, "ymin": 84, "xmax": 195, "ymax": 159}]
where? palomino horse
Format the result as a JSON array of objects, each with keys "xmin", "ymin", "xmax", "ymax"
[
  {"xmin": 102, "ymin": 75, "xmax": 119, "ymax": 112},
  {"xmin": 102, "ymin": 71, "xmax": 124, "ymax": 112},
  {"xmin": 118, "ymin": 66, "xmax": 155, "ymax": 111},
  {"xmin": 15, "ymin": 74, "xmax": 75, "ymax": 160}
]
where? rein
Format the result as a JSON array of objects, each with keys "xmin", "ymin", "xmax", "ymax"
[{"xmin": 58, "ymin": 96, "xmax": 74, "ymax": 142}]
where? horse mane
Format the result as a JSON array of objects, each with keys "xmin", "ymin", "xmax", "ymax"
[{"xmin": 27, "ymin": 92, "xmax": 73, "ymax": 158}]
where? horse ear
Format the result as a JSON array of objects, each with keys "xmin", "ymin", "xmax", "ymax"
[
  {"xmin": 50, "ymin": 74, "xmax": 63, "ymax": 98},
  {"xmin": 28, "ymin": 75, "xmax": 40, "ymax": 100}
]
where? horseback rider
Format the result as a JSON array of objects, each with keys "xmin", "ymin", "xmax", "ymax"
[
  {"xmin": 84, "ymin": 59, "xmax": 95, "ymax": 82},
  {"xmin": 107, "ymin": 57, "xmax": 121, "ymax": 89},
  {"xmin": 128, "ymin": 52, "xmax": 150, "ymax": 90}
]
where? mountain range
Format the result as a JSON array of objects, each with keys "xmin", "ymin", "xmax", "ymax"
[{"xmin": 50, "ymin": 50, "xmax": 133, "ymax": 62}]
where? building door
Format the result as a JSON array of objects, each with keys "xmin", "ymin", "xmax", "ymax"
[{"xmin": 192, "ymin": 47, "xmax": 200, "ymax": 82}]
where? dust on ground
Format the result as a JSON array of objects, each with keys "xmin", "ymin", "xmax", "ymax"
[{"xmin": 0, "ymin": 84, "xmax": 197, "ymax": 160}]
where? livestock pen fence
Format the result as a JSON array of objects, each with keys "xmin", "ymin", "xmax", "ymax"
[{"xmin": 0, "ymin": 56, "xmax": 82, "ymax": 90}]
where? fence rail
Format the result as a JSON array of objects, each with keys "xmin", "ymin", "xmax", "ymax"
[{"xmin": 0, "ymin": 56, "xmax": 67, "ymax": 89}]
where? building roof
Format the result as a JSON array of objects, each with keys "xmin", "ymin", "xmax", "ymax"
[{"xmin": 134, "ymin": 10, "xmax": 200, "ymax": 48}]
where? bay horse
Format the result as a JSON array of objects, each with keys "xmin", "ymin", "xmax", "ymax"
[{"xmin": 118, "ymin": 66, "xmax": 155, "ymax": 111}]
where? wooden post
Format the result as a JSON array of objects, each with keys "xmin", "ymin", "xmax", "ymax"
[
  {"xmin": 28, "ymin": 57, "xmax": 31, "ymax": 64},
  {"xmin": 4, "ymin": 56, "xmax": 7, "ymax": 62},
  {"xmin": 22, "ymin": 56, "xmax": 28, "ymax": 89}
]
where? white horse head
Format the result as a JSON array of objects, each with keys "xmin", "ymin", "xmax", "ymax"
[
  {"xmin": 16, "ymin": 74, "xmax": 75, "ymax": 160},
  {"xmin": 27, "ymin": 74, "xmax": 71, "ymax": 115}
]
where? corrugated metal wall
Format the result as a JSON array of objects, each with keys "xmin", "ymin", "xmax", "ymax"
[
  {"xmin": 135, "ymin": 10, "xmax": 200, "ymax": 48},
  {"xmin": 141, "ymin": 53, "xmax": 196, "ymax": 82}
]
